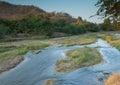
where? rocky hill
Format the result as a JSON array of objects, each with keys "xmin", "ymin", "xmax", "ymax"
[
  {"xmin": 0, "ymin": 1, "xmax": 76, "ymax": 23},
  {"xmin": 0, "ymin": 1, "xmax": 46, "ymax": 19}
]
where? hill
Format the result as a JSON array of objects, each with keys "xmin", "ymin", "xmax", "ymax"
[
  {"xmin": 0, "ymin": 1, "xmax": 46, "ymax": 19},
  {"xmin": 0, "ymin": 1, "xmax": 76, "ymax": 23}
]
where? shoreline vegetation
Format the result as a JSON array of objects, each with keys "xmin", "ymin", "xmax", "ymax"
[
  {"xmin": 0, "ymin": 43, "xmax": 49, "ymax": 73},
  {"xmin": 105, "ymin": 74, "xmax": 120, "ymax": 85},
  {"xmin": 44, "ymin": 79, "xmax": 56, "ymax": 85},
  {"xmin": 0, "ymin": 1, "xmax": 119, "ymax": 85},
  {"xmin": 104, "ymin": 33, "xmax": 120, "ymax": 85},
  {"xmin": 0, "ymin": 32, "xmax": 120, "ymax": 75},
  {"xmin": 0, "ymin": 33, "xmax": 97, "ymax": 74},
  {"xmin": 56, "ymin": 47, "xmax": 103, "ymax": 72}
]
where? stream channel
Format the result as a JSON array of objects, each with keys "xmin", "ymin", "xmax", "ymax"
[{"xmin": 0, "ymin": 39, "xmax": 120, "ymax": 85}]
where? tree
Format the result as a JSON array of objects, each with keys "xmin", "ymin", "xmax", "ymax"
[
  {"xmin": 0, "ymin": 24, "xmax": 9, "ymax": 38},
  {"xmin": 96, "ymin": 0, "xmax": 120, "ymax": 22},
  {"xmin": 113, "ymin": 20, "xmax": 120, "ymax": 30},
  {"xmin": 104, "ymin": 18, "xmax": 111, "ymax": 24},
  {"xmin": 76, "ymin": 16, "xmax": 83, "ymax": 25}
]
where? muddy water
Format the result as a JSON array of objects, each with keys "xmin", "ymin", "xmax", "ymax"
[{"xmin": 0, "ymin": 39, "xmax": 120, "ymax": 85}]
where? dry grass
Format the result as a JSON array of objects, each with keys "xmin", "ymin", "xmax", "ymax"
[
  {"xmin": 0, "ymin": 33, "xmax": 97, "ymax": 62},
  {"xmin": 108, "ymin": 34, "xmax": 120, "ymax": 51},
  {"xmin": 0, "ymin": 32, "xmax": 118, "ymax": 73},
  {"xmin": 106, "ymin": 38, "xmax": 120, "ymax": 85},
  {"xmin": 44, "ymin": 79, "xmax": 56, "ymax": 85},
  {"xmin": 46, "ymin": 33, "xmax": 97, "ymax": 46},
  {"xmin": 0, "ymin": 43, "xmax": 49, "ymax": 73},
  {"xmin": 0, "ymin": 37, "xmax": 50, "ymax": 73},
  {"xmin": 110, "ymin": 39, "xmax": 120, "ymax": 50},
  {"xmin": 105, "ymin": 74, "xmax": 120, "ymax": 85},
  {"xmin": 99, "ymin": 32, "xmax": 120, "ymax": 51},
  {"xmin": 105, "ymin": 36, "xmax": 112, "ymax": 42},
  {"xmin": 0, "ymin": 44, "xmax": 49, "ymax": 60},
  {"xmin": 56, "ymin": 47, "xmax": 103, "ymax": 72}
]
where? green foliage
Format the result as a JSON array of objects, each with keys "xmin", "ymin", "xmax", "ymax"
[
  {"xmin": 54, "ymin": 19, "xmax": 68, "ymax": 32},
  {"xmin": 15, "ymin": 44, "xmax": 49, "ymax": 55},
  {"xmin": 99, "ymin": 23, "xmax": 115, "ymax": 31},
  {"xmin": 56, "ymin": 47, "xmax": 103, "ymax": 72},
  {"xmin": 113, "ymin": 21, "xmax": 120, "ymax": 30},
  {"xmin": 96, "ymin": 0, "xmax": 120, "ymax": 22},
  {"xmin": 75, "ymin": 25, "xmax": 87, "ymax": 34},
  {"xmin": 104, "ymin": 18, "xmax": 111, "ymax": 24},
  {"xmin": 0, "ymin": 14, "xmax": 117, "ymax": 38},
  {"xmin": 0, "ymin": 15, "xmax": 54, "ymax": 36},
  {"xmin": 0, "ymin": 44, "xmax": 49, "ymax": 60},
  {"xmin": 84, "ymin": 23, "xmax": 100, "ymax": 32},
  {"xmin": 0, "ymin": 24, "xmax": 9, "ymax": 38}
]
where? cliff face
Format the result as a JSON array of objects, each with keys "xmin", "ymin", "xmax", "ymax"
[{"xmin": 0, "ymin": 1, "xmax": 46, "ymax": 19}]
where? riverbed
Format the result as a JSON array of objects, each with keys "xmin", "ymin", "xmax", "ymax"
[{"xmin": 0, "ymin": 39, "xmax": 120, "ymax": 85}]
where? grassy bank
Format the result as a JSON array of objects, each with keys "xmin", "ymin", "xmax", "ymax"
[
  {"xmin": 109, "ymin": 34, "xmax": 120, "ymax": 51},
  {"xmin": 47, "ymin": 33, "xmax": 97, "ymax": 46},
  {"xmin": 98, "ymin": 33, "xmax": 120, "ymax": 85},
  {"xmin": 105, "ymin": 74, "xmax": 120, "ymax": 85},
  {"xmin": 44, "ymin": 79, "xmax": 56, "ymax": 85},
  {"xmin": 0, "ymin": 44, "xmax": 49, "ymax": 61},
  {"xmin": 0, "ymin": 36, "xmax": 50, "ymax": 73},
  {"xmin": 105, "ymin": 33, "xmax": 120, "ymax": 51},
  {"xmin": 0, "ymin": 32, "xmax": 115, "ymax": 73},
  {"xmin": 110, "ymin": 40, "xmax": 120, "ymax": 50},
  {"xmin": 0, "ymin": 43, "xmax": 49, "ymax": 73},
  {"xmin": 56, "ymin": 47, "xmax": 103, "ymax": 72},
  {"xmin": 95, "ymin": 32, "xmax": 120, "ymax": 51}
]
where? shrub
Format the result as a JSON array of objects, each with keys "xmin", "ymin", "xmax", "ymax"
[
  {"xmin": 0, "ymin": 24, "xmax": 9, "ymax": 38},
  {"xmin": 99, "ymin": 24, "xmax": 115, "ymax": 31},
  {"xmin": 84, "ymin": 23, "xmax": 100, "ymax": 32},
  {"xmin": 76, "ymin": 25, "xmax": 87, "ymax": 34}
]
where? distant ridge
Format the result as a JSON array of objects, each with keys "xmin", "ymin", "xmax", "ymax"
[
  {"xmin": 0, "ymin": 1, "xmax": 76, "ymax": 23},
  {"xmin": 0, "ymin": 1, "xmax": 46, "ymax": 19}
]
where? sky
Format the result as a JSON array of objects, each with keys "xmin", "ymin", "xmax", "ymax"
[{"xmin": 1, "ymin": 0, "xmax": 104, "ymax": 23}]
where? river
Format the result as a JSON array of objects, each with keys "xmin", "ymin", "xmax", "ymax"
[{"xmin": 0, "ymin": 39, "xmax": 120, "ymax": 85}]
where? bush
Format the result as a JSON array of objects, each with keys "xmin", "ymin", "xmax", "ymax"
[
  {"xmin": 60, "ymin": 25, "xmax": 86, "ymax": 35},
  {"xmin": 63, "ymin": 25, "xmax": 75, "ymax": 34},
  {"xmin": 0, "ymin": 24, "xmax": 9, "ymax": 38},
  {"xmin": 0, "ymin": 15, "xmax": 116, "ymax": 38},
  {"xmin": 99, "ymin": 24, "xmax": 115, "ymax": 31},
  {"xmin": 76, "ymin": 25, "xmax": 87, "ymax": 34},
  {"xmin": 84, "ymin": 23, "xmax": 100, "ymax": 32},
  {"xmin": 0, "ymin": 16, "xmax": 55, "ymax": 36}
]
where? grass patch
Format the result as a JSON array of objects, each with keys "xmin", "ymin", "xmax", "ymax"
[
  {"xmin": 48, "ymin": 33, "xmax": 97, "ymax": 46},
  {"xmin": 15, "ymin": 44, "xmax": 49, "ymax": 55},
  {"xmin": 0, "ymin": 36, "xmax": 48, "ymax": 43},
  {"xmin": 0, "ymin": 46, "xmax": 17, "ymax": 53},
  {"xmin": 0, "ymin": 44, "xmax": 49, "ymax": 61},
  {"xmin": 56, "ymin": 47, "xmax": 103, "ymax": 72},
  {"xmin": 97, "ymin": 33, "xmax": 120, "ymax": 51},
  {"xmin": 65, "ymin": 38, "xmax": 96, "ymax": 46},
  {"xmin": 110, "ymin": 39, "xmax": 120, "ymax": 51},
  {"xmin": 105, "ymin": 74, "xmax": 120, "ymax": 85},
  {"xmin": 106, "ymin": 34, "xmax": 120, "ymax": 51},
  {"xmin": 0, "ymin": 37, "xmax": 50, "ymax": 73},
  {"xmin": 44, "ymin": 79, "xmax": 56, "ymax": 85}
]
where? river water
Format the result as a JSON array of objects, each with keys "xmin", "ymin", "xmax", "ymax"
[{"xmin": 0, "ymin": 39, "xmax": 120, "ymax": 85}]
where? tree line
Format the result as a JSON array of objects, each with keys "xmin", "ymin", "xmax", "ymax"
[{"xmin": 0, "ymin": 15, "xmax": 115, "ymax": 38}]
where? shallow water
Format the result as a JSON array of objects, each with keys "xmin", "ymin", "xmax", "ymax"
[{"xmin": 0, "ymin": 39, "xmax": 120, "ymax": 85}]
